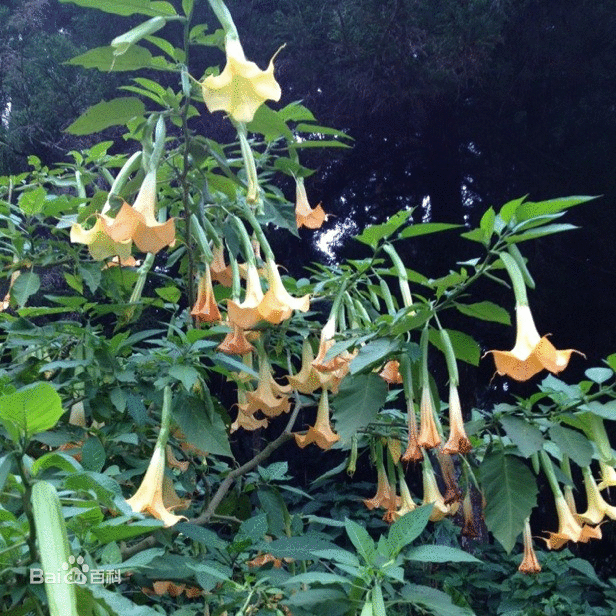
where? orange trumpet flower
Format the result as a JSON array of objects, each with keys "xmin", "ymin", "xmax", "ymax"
[
  {"xmin": 295, "ymin": 388, "xmax": 340, "ymax": 451},
  {"xmin": 295, "ymin": 177, "xmax": 327, "ymax": 230},
  {"xmin": 441, "ymin": 384, "xmax": 472, "ymax": 454},
  {"xmin": 190, "ymin": 266, "xmax": 221, "ymax": 323}
]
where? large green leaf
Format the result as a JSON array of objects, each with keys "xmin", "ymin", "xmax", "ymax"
[
  {"xmin": 405, "ymin": 545, "xmax": 481, "ymax": 564},
  {"xmin": 89, "ymin": 518, "xmax": 163, "ymax": 543},
  {"xmin": 83, "ymin": 583, "xmax": 163, "ymax": 616},
  {"xmin": 398, "ymin": 222, "xmax": 461, "ymax": 239},
  {"xmin": 401, "ymin": 584, "xmax": 475, "ymax": 616},
  {"xmin": 59, "ymin": 0, "xmax": 176, "ymax": 17},
  {"xmin": 350, "ymin": 338, "xmax": 400, "ymax": 374},
  {"xmin": 428, "ymin": 328, "xmax": 480, "ymax": 366},
  {"xmin": 505, "ymin": 223, "xmax": 578, "ymax": 244},
  {"xmin": 514, "ymin": 196, "xmax": 595, "ymax": 222},
  {"xmin": 344, "ymin": 518, "xmax": 376, "ymax": 564},
  {"xmin": 480, "ymin": 449, "xmax": 537, "ymax": 553},
  {"xmin": 354, "ymin": 210, "xmax": 413, "ymax": 248},
  {"xmin": 65, "ymin": 97, "xmax": 146, "ymax": 135},
  {"xmin": 548, "ymin": 424, "xmax": 593, "ymax": 467},
  {"xmin": 67, "ymin": 45, "xmax": 155, "ymax": 72},
  {"xmin": 172, "ymin": 393, "xmax": 232, "ymax": 458},
  {"xmin": 11, "ymin": 271, "xmax": 40, "ymax": 307},
  {"xmin": 454, "ymin": 301, "xmax": 511, "ymax": 325},
  {"xmin": 0, "ymin": 382, "xmax": 63, "ymax": 441},
  {"xmin": 333, "ymin": 373, "xmax": 388, "ymax": 443},
  {"xmin": 499, "ymin": 416, "xmax": 545, "ymax": 458},
  {"xmin": 387, "ymin": 505, "xmax": 432, "ymax": 556}
]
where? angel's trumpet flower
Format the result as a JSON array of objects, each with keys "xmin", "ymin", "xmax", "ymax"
[
  {"xmin": 518, "ymin": 518, "xmax": 541, "ymax": 574},
  {"xmin": 486, "ymin": 253, "xmax": 583, "ymax": 381},
  {"xmin": 442, "ymin": 384, "xmax": 472, "ymax": 454},
  {"xmin": 218, "ymin": 322, "xmax": 255, "ymax": 355},
  {"xmin": 70, "ymin": 215, "xmax": 133, "ymax": 262},
  {"xmin": 576, "ymin": 466, "xmax": 616, "ymax": 525},
  {"xmin": 287, "ymin": 340, "xmax": 330, "ymax": 394},
  {"xmin": 210, "ymin": 244, "xmax": 233, "ymax": 287},
  {"xmin": 294, "ymin": 388, "xmax": 340, "ymax": 450},
  {"xmin": 241, "ymin": 351, "xmax": 290, "ymax": 418},
  {"xmin": 295, "ymin": 177, "xmax": 326, "ymax": 230},
  {"xmin": 126, "ymin": 445, "xmax": 187, "ymax": 527},
  {"xmin": 421, "ymin": 454, "xmax": 450, "ymax": 522},
  {"xmin": 363, "ymin": 441, "xmax": 398, "ymax": 511},
  {"xmin": 390, "ymin": 466, "xmax": 417, "ymax": 522},
  {"xmin": 101, "ymin": 170, "xmax": 175, "ymax": 254},
  {"xmin": 417, "ymin": 386, "xmax": 442, "ymax": 450},
  {"xmin": 379, "ymin": 360, "xmax": 403, "ymax": 385},
  {"xmin": 257, "ymin": 258, "xmax": 310, "ymax": 324},
  {"xmin": 200, "ymin": 36, "xmax": 282, "ymax": 124},
  {"xmin": 190, "ymin": 266, "xmax": 221, "ymax": 323},
  {"xmin": 227, "ymin": 261, "xmax": 265, "ymax": 330}
]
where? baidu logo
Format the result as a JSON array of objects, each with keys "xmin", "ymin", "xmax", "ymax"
[{"xmin": 30, "ymin": 555, "xmax": 121, "ymax": 585}]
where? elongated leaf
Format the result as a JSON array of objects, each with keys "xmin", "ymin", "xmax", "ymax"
[
  {"xmin": 173, "ymin": 393, "xmax": 232, "ymax": 458},
  {"xmin": 84, "ymin": 583, "xmax": 163, "ymax": 616},
  {"xmin": 65, "ymin": 97, "xmax": 146, "ymax": 135},
  {"xmin": 90, "ymin": 518, "xmax": 163, "ymax": 543},
  {"xmin": 266, "ymin": 536, "xmax": 339, "ymax": 560},
  {"xmin": 350, "ymin": 338, "xmax": 400, "ymax": 374},
  {"xmin": 387, "ymin": 505, "xmax": 432, "ymax": 556},
  {"xmin": 454, "ymin": 301, "xmax": 511, "ymax": 325},
  {"xmin": 81, "ymin": 437, "xmax": 106, "ymax": 472},
  {"xmin": 480, "ymin": 449, "xmax": 537, "ymax": 553},
  {"xmin": 499, "ymin": 416, "xmax": 545, "ymax": 458},
  {"xmin": 59, "ymin": 0, "xmax": 176, "ymax": 17},
  {"xmin": 515, "ymin": 196, "xmax": 595, "ymax": 221},
  {"xmin": 398, "ymin": 222, "xmax": 461, "ymax": 239},
  {"xmin": 549, "ymin": 424, "xmax": 593, "ymax": 467},
  {"xmin": 428, "ymin": 328, "xmax": 480, "ymax": 366},
  {"xmin": 11, "ymin": 272, "xmax": 40, "ymax": 307},
  {"xmin": 67, "ymin": 45, "xmax": 155, "ymax": 72},
  {"xmin": 401, "ymin": 584, "xmax": 475, "ymax": 616},
  {"xmin": 354, "ymin": 210, "xmax": 413, "ymax": 248},
  {"xmin": 505, "ymin": 223, "xmax": 578, "ymax": 244},
  {"xmin": 405, "ymin": 545, "xmax": 481, "ymax": 564},
  {"xmin": 344, "ymin": 518, "xmax": 376, "ymax": 564},
  {"xmin": 282, "ymin": 572, "xmax": 352, "ymax": 586},
  {"xmin": 334, "ymin": 374, "xmax": 388, "ymax": 443}
]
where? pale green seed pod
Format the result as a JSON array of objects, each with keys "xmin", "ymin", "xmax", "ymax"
[{"xmin": 31, "ymin": 481, "xmax": 79, "ymax": 616}]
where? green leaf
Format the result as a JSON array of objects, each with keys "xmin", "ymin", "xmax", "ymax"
[
  {"xmin": 499, "ymin": 416, "xmax": 545, "ymax": 458},
  {"xmin": 479, "ymin": 206, "xmax": 495, "ymax": 243},
  {"xmin": 173, "ymin": 393, "xmax": 232, "ymax": 458},
  {"xmin": 18, "ymin": 186, "xmax": 46, "ymax": 216},
  {"xmin": 67, "ymin": 45, "xmax": 155, "ymax": 72},
  {"xmin": 398, "ymin": 222, "xmax": 461, "ymax": 239},
  {"xmin": 266, "ymin": 536, "xmax": 339, "ymax": 560},
  {"xmin": 428, "ymin": 328, "xmax": 480, "ymax": 366},
  {"xmin": 480, "ymin": 449, "xmax": 537, "ymax": 553},
  {"xmin": 585, "ymin": 367, "xmax": 613, "ymax": 384},
  {"xmin": 344, "ymin": 518, "xmax": 376, "ymax": 564},
  {"xmin": 169, "ymin": 365, "xmax": 200, "ymax": 391},
  {"xmin": 154, "ymin": 286, "xmax": 181, "ymax": 303},
  {"xmin": 175, "ymin": 523, "xmax": 228, "ymax": 552},
  {"xmin": 65, "ymin": 97, "xmax": 146, "ymax": 135},
  {"xmin": 11, "ymin": 272, "xmax": 40, "ymax": 307},
  {"xmin": 0, "ymin": 382, "xmax": 63, "ymax": 441},
  {"xmin": 405, "ymin": 545, "xmax": 481, "ymax": 564},
  {"xmin": 350, "ymin": 338, "xmax": 400, "ymax": 374},
  {"xmin": 83, "ymin": 582, "xmax": 163, "ymax": 616},
  {"xmin": 354, "ymin": 210, "xmax": 414, "ymax": 248},
  {"xmin": 81, "ymin": 437, "xmax": 106, "ymax": 472},
  {"xmin": 515, "ymin": 196, "xmax": 595, "ymax": 222},
  {"xmin": 333, "ymin": 373, "xmax": 388, "ymax": 443},
  {"xmin": 282, "ymin": 572, "xmax": 352, "ymax": 586},
  {"xmin": 401, "ymin": 584, "xmax": 475, "ymax": 616},
  {"xmin": 548, "ymin": 424, "xmax": 593, "ymax": 467},
  {"xmin": 90, "ymin": 518, "xmax": 163, "ymax": 543},
  {"xmin": 58, "ymin": 0, "xmax": 176, "ymax": 17},
  {"xmin": 505, "ymin": 223, "xmax": 578, "ymax": 244},
  {"xmin": 247, "ymin": 104, "xmax": 293, "ymax": 142},
  {"xmin": 499, "ymin": 195, "xmax": 528, "ymax": 223},
  {"xmin": 454, "ymin": 301, "xmax": 511, "ymax": 325},
  {"xmin": 78, "ymin": 263, "xmax": 102, "ymax": 294},
  {"xmin": 387, "ymin": 505, "xmax": 432, "ymax": 556}
]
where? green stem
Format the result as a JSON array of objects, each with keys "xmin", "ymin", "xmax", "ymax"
[
  {"xmin": 129, "ymin": 252, "xmax": 155, "ymax": 304},
  {"xmin": 206, "ymin": 0, "xmax": 239, "ymax": 39},
  {"xmin": 420, "ymin": 325, "xmax": 430, "ymax": 387},
  {"xmin": 383, "ymin": 243, "xmax": 413, "ymax": 308},
  {"xmin": 235, "ymin": 122, "xmax": 261, "ymax": 207},
  {"xmin": 539, "ymin": 450, "xmax": 563, "ymax": 498},
  {"xmin": 154, "ymin": 386, "xmax": 173, "ymax": 450},
  {"xmin": 499, "ymin": 251, "xmax": 529, "ymax": 307}
]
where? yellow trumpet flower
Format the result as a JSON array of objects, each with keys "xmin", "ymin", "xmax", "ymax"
[
  {"xmin": 227, "ymin": 261, "xmax": 264, "ymax": 330},
  {"xmin": 518, "ymin": 518, "xmax": 541, "ymax": 574},
  {"xmin": 488, "ymin": 306, "xmax": 583, "ymax": 381},
  {"xmin": 126, "ymin": 446, "xmax": 187, "ymax": 527},
  {"xmin": 294, "ymin": 388, "xmax": 340, "ymax": 450},
  {"xmin": 101, "ymin": 170, "xmax": 175, "ymax": 255},
  {"xmin": 200, "ymin": 37, "xmax": 282, "ymax": 123},
  {"xmin": 417, "ymin": 386, "xmax": 442, "ymax": 450},
  {"xmin": 70, "ymin": 215, "xmax": 133, "ymax": 262},
  {"xmin": 441, "ymin": 384, "xmax": 472, "ymax": 455},
  {"xmin": 257, "ymin": 258, "xmax": 310, "ymax": 324},
  {"xmin": 295, "ymin": 177, "xmax": 326, "ymax": 230}
]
